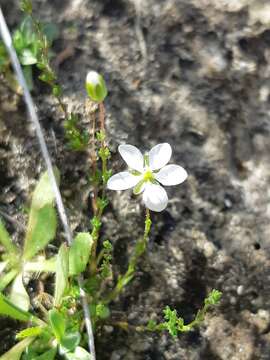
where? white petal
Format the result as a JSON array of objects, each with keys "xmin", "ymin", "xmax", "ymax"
[
  {"xmin": 107, "ymin": 172, "xmax": 141, "ymax": 190},
  {"xmin": 155, "ymin": 165, "xmax": 188, "ymax": 186},
  {"xmin": 118, "ymin": 144, "xmax": 144, "ymax": 172},
  {"xmin": 149, "ymin": 143, "xmax": 172, "ymax": 170},
  {"xmin": 143, "ymin": 183, "xmax": 168, "ymax": 212},
  {"xmin": 86, "ymin": 71, "xmax": 100, "ymax": 85}
]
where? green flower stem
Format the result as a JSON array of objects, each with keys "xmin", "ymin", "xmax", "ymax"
[
  {"xmin": 88, "ymin": 107, "xmax": 98, "ymax": 215},
  {"xmin": 96, "ymin": 248, "xmax": 105, "ymax": 267},
  {"xmin": 104, "ymin": 209, "xmax": 152, "ymax": 304},
  {"xmin": 90, "ymin": 102, "xmax": 110, "ymax": 275}
]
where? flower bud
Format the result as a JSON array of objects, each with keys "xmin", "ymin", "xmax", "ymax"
[{"xmin": 85, "ymin": 71, "xmax": 108, "ymax": 102}]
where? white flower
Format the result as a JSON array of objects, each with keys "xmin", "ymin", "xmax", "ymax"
[
  {"xmin": 107, "ymin": 143, "xmax": 188, "ymax": 212},
  {"xmin": 86, "ymin": 71, "xmax": 100, "ymax": 86}
]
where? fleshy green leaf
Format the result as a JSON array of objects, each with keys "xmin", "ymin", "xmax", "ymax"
[
  {"xmin": 9, "ymin": 273, "xmax": 30, "ymax": 311},
  {"xmin": 16, "ymin": 326, "xmax": 43, "ymax": 340},
  {"xmin": 60, "ymin": 332, "xmax": 81, "ymax": 353},
  {"xmin": 0, "ymin": 220, "xmax": 18, "ymax": 255},
  {"xmin": 48, "ymin": 308, "xmax": 66, "ymax": 342},
  {"xmin": 34, "ymin": 348, "xmax": 57, "ymax": 360},
  {"xmin": 0, "ymin": 293, "xmax": 33, "ymax": 322},
  {"xmin": 20, "ymin": 16, "xmax": 35, "ymax": 45},
  {"xmin": 65, "ymin": 347, "xmax": 92, "ymax": 360},
  {"xmin": 13, "ymin": 30, "xmax": 24, "ymax": 51},
  {"xmin": 20, "ymin": 49, "xmax": 37, "ymax": 65},
  {"xmin": 23, "ymin": 169, "xmax": 59, "ymax": 260},
  {"xmin": 23, "ymin": 205, "xmax": 57, "ymax": 260},
  {"xmin": 54, "ymin": 244, "xmax": 69, "ymax": 307},
  {"xmin": 0, "ymin": 337, "xmax": 34, "ymax": 360},
  {"xmin": 42, "ymin": 23, "xmax": 59, "ymax": 44},
  {"xmin": 31, "ymin": 169, "xmax": 60, "ymax": 209},
  {"xmin": 69, "ymin": 233, "xmax": 93, "ymax": 276}
]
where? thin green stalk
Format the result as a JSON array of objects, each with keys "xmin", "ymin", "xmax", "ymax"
[
  {"xmin": 104, "ymin": 208, "xmax": 152, "ymax": 304},
  {"xmin": 90, "ymin": 102, "xmax": 110, "ymax": 274}
]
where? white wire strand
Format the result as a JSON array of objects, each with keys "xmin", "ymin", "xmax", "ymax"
[{"xmin": 0, "ymin": 7, "xmax": 96, "ymax": 359}]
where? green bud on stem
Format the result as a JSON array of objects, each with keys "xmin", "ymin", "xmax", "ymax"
[{"xmin": 85, "ymin": 71, "xmax": 108, "ymax": 102}]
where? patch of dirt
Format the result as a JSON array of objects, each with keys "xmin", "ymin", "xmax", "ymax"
[{"xmin": 1, "ymin": 0, "xmax": 270, "ymax": 359}]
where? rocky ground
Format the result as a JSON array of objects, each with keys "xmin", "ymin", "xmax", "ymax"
[{"xmin": 1, "ymin": 0, "xmax": 270, "ymax": 359}]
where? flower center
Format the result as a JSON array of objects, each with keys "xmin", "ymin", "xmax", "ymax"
[{"xmin": 143, "ymin": 169, "xmax": 154, "ymax": 182}]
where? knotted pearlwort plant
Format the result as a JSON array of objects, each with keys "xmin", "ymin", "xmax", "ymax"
[{"xmin": 0, "ymin": 2, "xmax": 222, "ymax": 358}]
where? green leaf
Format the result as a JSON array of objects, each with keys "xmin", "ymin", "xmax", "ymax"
[
  {"xmin": 48, "ymin": 308, "xmax": 66, "ymax": 342},
  {"xmin": 42, "ymin": 23, "xmax": 59, "ymax": 44},
  {"xmin": 69, "ymin": 233, "xmax": 93, "ymax": 276},
  {"xmin": 16, "ymin": 326, "xmax": 43, "ymax": 340},
  {"xmin": 34, "ymin": 348, "xmax": 57, "ymax": 360},
  {"xmin": 60, "ymin": 332, "xmax": 81, "ymax": 353},
  {"xmin": 205, "ymin": 289, "xmax": 222, "ymax": 306},
  {"xmin": 9, "ymin": 273, "xmax": 30, "ymax": 311},
  {"xmin": 65, "ymin": 347, "xmax": 92, "ymax": 360},
  {"xmin": 22, "ymin": 65, "xmax": 34, "ymax": 91},
  {"xmin": 0, "ymin": 293, "xmax": 33, "ymax": 322},
  {"xmin": 23, "ymin": 205, "xmax": 57, "ymax": 260},
  {"xmin": 24, "ymin": 257, "xmax": 56, "ymax": 273},
  {"xmin": 13, "ymin": 30, "xmax": 24, "ymax": 51},
  {"xmin": 0, "ymin": 269, "xmax": 18, "ymax": 292},
  {"xmin": 54, "ymin": 244, "xmax": 69, "ymax": 307},
  {"xmin": 32, "ymin": 169, "xmax": 60, "ymax": 210},
  {"xmin": 0, "ymin": 337, "xmax": 34, "ymax": 360},
  {"xmin": 20, "ymin": 16, "xmax": 35, "ymax": 44},
  {"xmin": 0, "ymin": 219, "xmax": 18, "ymax": 255},
  {"xmin": 23, "ymin": 170, "xmax": 59, "ymax": 260},
  {"xmin": 20, "ymin": 49, "xmax": 37, "ymax": 65}
]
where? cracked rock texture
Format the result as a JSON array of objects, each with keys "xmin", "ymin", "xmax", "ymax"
[{"xmin": 1, "ymin": 0, "xmax": 270, "ymax": 359}]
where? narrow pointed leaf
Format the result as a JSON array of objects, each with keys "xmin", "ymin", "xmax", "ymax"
[
  {"xmin": 9, "ymin": 273, "xmax": 30, "ymax": 311},
  {"xmin": 0, "ymin": 293, "xmax": 33, "ymax": 321},
  {"xmin": 23, "ymin": 170, "xmax": 59, "ymax": 260},
  {"xmin": 69, "ymin": 233, "xmax": 93, "ymax": 276},
  {"xmin": 54, "ymin": 244, "xmax": 69, "ymax": 307},
  {"xmin": 0, "ymin": 337, "xmax": 34, "ymax": 360},
  {"xmin": 16, "ymin": 326, "xmax": 42, "ymax": 340},
  {"xmin": 48, "ymin": 308, "xmax": 66, "ymax": 342},
  {"xmin": 23, "ymin": 205, "xmax": 57, "ymax": 260},
  {"xmin": 0, "ymin": 269, "xmax": 18, "ymax": 292}
]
